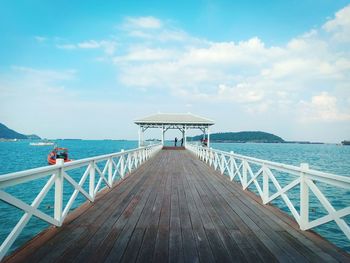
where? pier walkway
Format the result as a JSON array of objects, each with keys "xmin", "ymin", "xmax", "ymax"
[{"xmin": 4, "ymin": 150, "xmax": 350, "ymax": 263}]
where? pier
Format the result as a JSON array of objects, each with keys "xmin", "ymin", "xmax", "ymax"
[
  {"xmin": 2, "ymin": 148, "xmax": 350, "ymax": 262},
  {"xmin": 1, "ymin": 114, "xmax": 350, "ymax": 262}
]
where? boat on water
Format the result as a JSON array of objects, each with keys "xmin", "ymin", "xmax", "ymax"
[
  {"xmin": 341, "ymin": 140, "xmax": 350, "ymax": 146},
  {"xmin": 47, "ymin": 147, "xmax": 72, "ymax": 165},
  {"xmin": 30, "ymin": 141, "xmax": 54, "ymax": 146}
]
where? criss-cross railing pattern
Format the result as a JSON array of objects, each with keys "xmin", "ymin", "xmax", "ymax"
[
  {"xmin": 186, "ymin": 144, "xmax": 350, "ymax": 243},
  {"xmin": 0, "ymin": 144, "xmax": 162, "ymax": 260}
]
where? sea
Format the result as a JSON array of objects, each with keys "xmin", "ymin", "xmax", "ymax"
[{"xmin": 0, "ymin": 140, "xmax": 349, "ymax": 254}]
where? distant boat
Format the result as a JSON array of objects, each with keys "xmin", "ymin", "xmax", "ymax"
[
  {"xmin": 341, "ymin": 140, "xmax": 350, "ymax": 146},
  {"xmin": 30, "ymin": 141, "xmax": 54, "ymax": 146},
  {"xmin": 47, "ymin": 147, "xmax": 72, "ymax": 165}
]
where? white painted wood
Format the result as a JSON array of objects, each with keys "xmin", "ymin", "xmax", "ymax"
[
  {"xmin": 0, "ymin": 144, "xmax": 162, "ymax": 260},
  {"xmin": 89, "ymin": 161, "xmax": 95, "ymax": 201},
  {"xmin": 262, "ymin": 165, "xmax": 269, "ymax": 204},
  {"xmin": 300, "ymin": 163, "xmax": 309, "ymax": 230},
  {"xmin": 186, "ymin": 143, "xmax": 350, "ymax": 241},
  {"xmin": 54, "ymin": 159, "xmax": 64, "ymax": 224}
]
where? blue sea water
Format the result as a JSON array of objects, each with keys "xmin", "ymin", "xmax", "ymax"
[{"xmin": 0, "ymin": 140, "xmax": 349, "ymax": 254}]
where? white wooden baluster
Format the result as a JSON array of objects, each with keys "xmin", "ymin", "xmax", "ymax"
[
  {"xmin": 262, "ymin": 164, "xmax": 269, "ymax": 204},
  {"xmin": 242, "ymin": 160, "xmax": 248, "ymax": 190},
  {"xmin": 120, "ymin": 149, "xmax": 125, "ymax": 178},
  {"xmin": 229, "ymin": 151, "xmax": 234, "ymax": 181},
  {"xmin": 300, "ymin": 163, "xmax": 309, "ymax": 230},
  {"xmin": 89, "ymin": 160, "xmax": 95, "ymax": 201},
  {"xmin": 108, "ymin": 157, "xmax": 113, "ymax": 186},
  {"xmin": 54, "ymin": 158, "xmax": 64, "ymax": 226}
]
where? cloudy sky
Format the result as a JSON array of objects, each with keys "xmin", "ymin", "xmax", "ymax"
[{"xmin": 0, "ymin": 0, "xmax": 350, "ymax": 142}]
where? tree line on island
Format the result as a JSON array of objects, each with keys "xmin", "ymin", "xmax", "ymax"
[{"xmin": 188, "ymin": 131, "xmax": 285, "ymax": 143}]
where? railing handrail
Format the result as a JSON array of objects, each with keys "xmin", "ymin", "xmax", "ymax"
[
  {"xmin": 203, "ymin": 146, "xmax": 350, "ymax": 187},
  {"xmin": 0, "ymin": 145, "xmax": 159, "ymax": 188},
  {"xmin": 186, "ymin": 143, "xmax": 350, "ymax": 246},
  {"xmin": 0, "ymin": 143, "xmax": 162, "ymax": 260}
]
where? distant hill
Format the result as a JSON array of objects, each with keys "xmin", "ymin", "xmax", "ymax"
[
  {"xmin": 0, "ymin": 123, "xmax": 41, "ymax": 139},
  {"xmin": 189, "ymin": 131, "xmax": 285, "ymax": 143}
]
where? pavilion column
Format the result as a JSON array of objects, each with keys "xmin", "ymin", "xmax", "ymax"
[
  {"xmin": 184, "ymin": 125, "xmax": 187, "ymax": 147},
  {"xmin": 207, "ymin": 126, "xmax": 210, "ymax": 148},
  {"xmin": 161, "ymin": 125, "xmax": 164, "ymax": 146},
  {"xmin": 138, "ymin": 126, "xmax": 141, "ymax": 148},
  {"xmin": 202, "ymin": 129, "xmax": 205, "ymax": 140},
  {"xmin": 141, "ymin": 128, "xmax": 144, "ymax": 147}
]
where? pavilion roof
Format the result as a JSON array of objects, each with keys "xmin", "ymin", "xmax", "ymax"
[{"xmin": 134, "ymin": 113, "xmax": 214, "ymax": 126}]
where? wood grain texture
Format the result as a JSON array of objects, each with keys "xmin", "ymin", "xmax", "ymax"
[{"xmin": 4, "ymin": 150, "xmax": 350, "ymax": 263}]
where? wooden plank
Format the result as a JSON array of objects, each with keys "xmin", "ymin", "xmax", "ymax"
[
  {"xmin": 183, "ymin": 159, "xmax": 234, "ymax": 263},
  {"xmin": 169, "ymin": 169, "xmax": 184, "ymax": 263},
  {"xmin": 9, "ymin": 159, "xmax": 154, "ymax": 263},
  {"xmin": 218, "ymin": 179, "xmax": 332, "ymax": 262},
  {"xmin": 176, "ymin": 159, "xmax": 199, "ymax": 263},
  {"xmin": 180, "ymin": 161, "xmax": 216, "ymax": 263},
  {"xmin": 188, "ymin": 151, "xmax": 348, "ymax": 262},
  {"xmin": 101, "ymin": 156, "xmax": 164, "ymax": 263},
  {"xmin": 186, "ymin": 160, "xmax": 253, "ymax": 262},
  {"xmin": 5, "ymin": 149, "xmax": 350, "ymax": 263},
  {"xmin": 152, "ymin": 155, "xmax": 172, "ymax": 262},
  {"xmin": 56, "ymin": 158, "xmax": 160, "ymax": 263},
  {"xmin": 196, "ymin": 157, "xmax": 341, "ymax": 262},
  {"xmin": 120, "ymin": 154, "xmax": 169, "ymax": 263},
  {"xmin": 238, "ymin": 184, "xmax": 350, "ymax": 262},
  {"xmin": 197, "ymin": 164, "xmax": 306, "ymax": 262},
  {"xmin": 188, "ymin": 155, "xmax": 279, "ymax": 262}
]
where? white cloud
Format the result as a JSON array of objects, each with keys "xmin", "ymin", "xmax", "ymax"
[
  {"xmin": 57, "ymin": 40, "xmax": 116, "ymax": 55},
  {"xmin": 323, "ymin": 5, "xmax": 350, "ymax": 43},
  {"xmin": 298, "ymin": 92, "xmax": 350, "ymax": 122},
  {"xmin": 124, "ymin": 16, "xmax": 162, "ymax": 29},
  {"xmin": 114, "ymin": 48, "xmax": 177, "ymax": 62},
  {"xmin": 78, "ymin": 40, "xmax": 101, "ymax": 49},
  {"xmin": 23, "ymin": 6, "xmax": 350, "ymax": 141},
  {"xmin": 110, "ymin": 5, "xmax": 350, "ymax": 123},
  {"xmin": 35, "ymin": 36, "xmax": 47, "ymax": 43}
]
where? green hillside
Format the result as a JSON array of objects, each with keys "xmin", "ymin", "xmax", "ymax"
[
  {"xmin": 189, "ymin": 131, "xmax": 284, "ymax": 143},
  {"xmin": 0, "ymin": 123, "xmax": 40, "ymax": 139}
]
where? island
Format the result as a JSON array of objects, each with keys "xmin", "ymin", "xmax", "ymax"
[
  {"xmin": 188, "ymin": 131, "xmax": 285, "ymax": 143},
  {"xmin": 0, "ymin": 123, "xmax": 41, "ymax": 140}
]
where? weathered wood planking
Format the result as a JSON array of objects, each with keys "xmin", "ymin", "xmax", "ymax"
[{"xmin": 4, "ymin": 150, "xmax": 350, "ymax": 263}]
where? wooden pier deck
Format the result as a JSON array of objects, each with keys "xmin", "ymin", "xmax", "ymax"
[{"xmin": 5, "ymin": 150, "xmax": 350, "ymax": 263}]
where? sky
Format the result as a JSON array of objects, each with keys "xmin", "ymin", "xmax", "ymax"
[{"xmin": 0, "ymin": 0, "xmax": 350, "ymax": 143}]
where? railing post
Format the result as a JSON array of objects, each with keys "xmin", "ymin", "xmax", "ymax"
[
  {"xmin": 89, "ymin": 161, "xmax": 95, "ymax": 201},
  {"xmin": 242, "ymin": 160, "xmax": 248, "ymax": 189},
  {"xmin": 220, "ymin": 155, "xmax": 225, "ymax": 174},
  {"xmin": 262, "ymin": 164, "xmax": 269, "ymax": 204},
  {"xmin": 128, "ymin": 154, "xmax": 132, "ymax": 172},
  {"xmin": 229, "ymin": 151, "xmax": 234, "ymax": 181},
  {"xmin": 108, "ymin": 157, "xmax": 113, "ymax": 186},
  {"xmin": 54, "ymin": 159, "xmax": 64, "ymax": 226},
  {"xmin": 300, "ymin": 163, "xmax": 309, "ymax": 230},
  {"xmin": 120, "ymin": 149, "xmax": 125, "ymax": 178}
]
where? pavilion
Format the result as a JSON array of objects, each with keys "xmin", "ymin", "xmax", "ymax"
[{"xmin": 134, "ymin": 113, "xmax": 215, "ymax": 147}]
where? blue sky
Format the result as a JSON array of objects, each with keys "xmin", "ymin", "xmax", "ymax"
[{"xmin": 1, "ymin": 0, "xmax": 350, "ymax": 142}]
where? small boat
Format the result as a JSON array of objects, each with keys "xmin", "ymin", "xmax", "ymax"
[
  {"xmin": 48, "ymin": 147, "xmax": 72, "ymax": 165},
  {"xmin": 30, "ymin": 141, "xmax": 54, "ymax": 146}
]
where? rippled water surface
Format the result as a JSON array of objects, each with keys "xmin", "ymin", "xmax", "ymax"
[{"xmin": 0, "ymin": 140, "xmax": 349, "ymax": 254}]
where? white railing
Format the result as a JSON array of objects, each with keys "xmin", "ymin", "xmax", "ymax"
[
  {"xmin": 0, "ymin": 144, "xmax": 162, "ymax": 260},
  {"xmin": 186, "ymin": 144, "xmax": 350, "ymax": 243}
]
